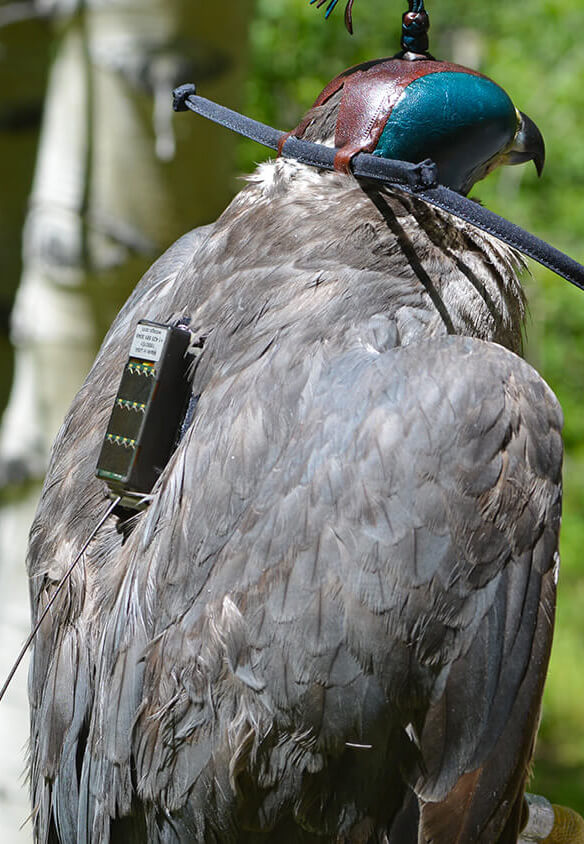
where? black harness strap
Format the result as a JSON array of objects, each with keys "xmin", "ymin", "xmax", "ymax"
[
  {"xmin": 173, "ymin": 83, "xmax": 584, "ymax": 292},
  {"xmin": 409, "ymin": 186, "xmax": 584, "ymax": 292},
  {"xmin": 173, "ymin": 84, "xmax": 438, "ymax": 189}
]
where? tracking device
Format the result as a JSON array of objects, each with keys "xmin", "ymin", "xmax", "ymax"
[{"xmin": 96, "ymin": 320, "xmax": 194, "ymax": 510}]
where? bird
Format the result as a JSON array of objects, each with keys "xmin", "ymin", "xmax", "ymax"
[{"xmin": 26, "ymin": 23, "xmax": 564, "ymax": 844}]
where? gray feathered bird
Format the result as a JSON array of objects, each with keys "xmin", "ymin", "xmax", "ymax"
[{"xmin": 27, "ymin": 38, "xmax": 562, "ymax": 844}]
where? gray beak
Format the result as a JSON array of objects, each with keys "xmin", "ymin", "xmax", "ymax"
[{"xmin": 505, "ymin": 111, "xmax": 546, "ymax": 176}]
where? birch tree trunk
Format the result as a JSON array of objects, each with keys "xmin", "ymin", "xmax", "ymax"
[{"xmin": 0, "ymin": 1, "xmax": 251, "ymax": 838}]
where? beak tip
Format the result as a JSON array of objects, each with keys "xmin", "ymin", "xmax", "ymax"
[{"xmin": 519, "ymin": 110, "xmax": 546, "ymax": 177}]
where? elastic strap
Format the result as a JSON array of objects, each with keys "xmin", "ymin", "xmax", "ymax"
[
  {"xmin": 173, "ymin": 84, "xmax": 438, "ymax": 189},
  {"xmin": 173, "ymin": 84, "xmax": 584, "ymax": 292},
  {"xmin": 412, "ymin": 186, "xmax": 584, "ymax": 292}
]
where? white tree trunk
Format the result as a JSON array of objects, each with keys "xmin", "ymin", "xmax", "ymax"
[{"xmin": 0, "ymin": 0, "xmax": 251, "ymax": 838}]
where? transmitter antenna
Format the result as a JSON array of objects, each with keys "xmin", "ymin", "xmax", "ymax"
[{"xmin": 0, "ymin": 495, "xmax": 121, "ymax": 704}]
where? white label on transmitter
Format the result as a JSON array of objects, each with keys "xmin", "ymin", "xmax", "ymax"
[{"xmin": 130, "ymin": 323, "xmax": 168, "ymax": 362}]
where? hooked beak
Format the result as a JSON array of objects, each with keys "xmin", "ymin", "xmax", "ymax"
[{"xmin": 503, "ymin": 110, "xmax": 545, "ymax": 176}]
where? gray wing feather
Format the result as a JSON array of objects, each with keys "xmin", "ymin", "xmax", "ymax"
[
  {"xmin": 75, "ymin": 332, "xmax": 561, "ymax": 838},
  {"xmin": 27, "ymin": 187, "xmax": 562, "ymax": 839},
  {"xmin": 28, "ymin": 225, "xmax": 213, "ymax": 842}
]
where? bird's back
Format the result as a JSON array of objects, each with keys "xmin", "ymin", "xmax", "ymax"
[{"xmin": 28, "ymin": 164, "xmax": 562, "ymax": 843}]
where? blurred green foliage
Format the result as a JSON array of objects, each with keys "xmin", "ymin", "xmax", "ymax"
[{"xmin": 240, "ymin": 0, "xmax": 584, "ymax": 812}]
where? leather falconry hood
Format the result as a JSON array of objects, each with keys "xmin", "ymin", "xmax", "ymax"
[
  {"xmin": 173, "ymin": 0, "xmax": 583, "ymax": 291},
  {"xmin": 292, "ymin": 1, "xmax": 545, "ymax": 195}
]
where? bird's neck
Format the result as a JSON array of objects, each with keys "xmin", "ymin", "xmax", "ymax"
[{"xmin": 214, "ymin": 159, "xmax": 527, "ymax": 355}]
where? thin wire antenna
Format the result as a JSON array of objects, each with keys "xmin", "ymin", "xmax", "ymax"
[{"xmin": 0, "ymin": 495, "xmax": 121, "ymax": 704}]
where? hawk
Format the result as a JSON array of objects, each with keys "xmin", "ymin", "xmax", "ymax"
[{"xmin": 27, "ymin": 13, "xmax": 563, "ymax": 844}]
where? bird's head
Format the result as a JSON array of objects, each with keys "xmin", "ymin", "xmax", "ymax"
[{"xmin": 290, "ymin": 56, "xmax": 545, "ymax": 195}]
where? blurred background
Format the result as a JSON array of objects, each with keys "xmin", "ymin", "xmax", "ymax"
[{"xmin": 0, "ymin": 0, "xmax": 583, "ymax": 838}]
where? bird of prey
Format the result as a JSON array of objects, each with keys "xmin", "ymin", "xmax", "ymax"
[{"xmin": 27, "ymin": 14, "xmax": 563, "ymax": 844}]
